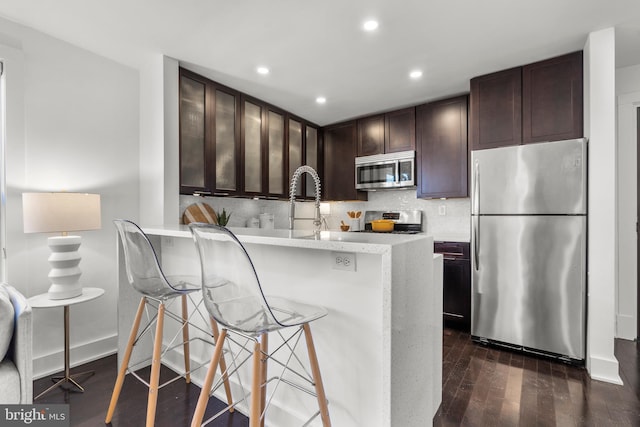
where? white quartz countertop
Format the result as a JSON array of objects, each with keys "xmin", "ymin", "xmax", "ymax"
[{"xmin": 143, "ymin": 224, "xmax": 431, "ymax": 254}]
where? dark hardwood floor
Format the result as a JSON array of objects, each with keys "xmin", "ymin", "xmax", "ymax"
[
  {"xmin": 434, "ymin": 329, "xmax": 640, "ymax": 427},
  {"xmin": 34, "ymin": 329, "xmax": 640, "ymax": 426},
  {"xmin": 33, "ymin": 357, "xmax": 248, "ymax": 427}
]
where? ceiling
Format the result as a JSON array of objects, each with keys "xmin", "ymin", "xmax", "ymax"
[{"xmin": 0, "ymin": 0, "xmax": 639, "ymax": 126}]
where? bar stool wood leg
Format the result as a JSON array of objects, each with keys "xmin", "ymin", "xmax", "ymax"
[
  {"xmin": 260, "ymin": 333, "xmax": 268, "ymax": 427},
  {"xmin": 191, "ymin": 329, "xmax": 228, "ymax": 427},
  {"xmin": 250, "ymin": 340, "xmax": 262, "ymax": 427},
  {"xmin": 105, "ymin": 297, "xmax": 146, "ymax": 423},
  {"xmin": 210, "ymin": 318, "xmax": 234, "ymax": 412},
  {"xmin": 303, "ymin": 324, "xmax": 331, "ymax": 427},
  {"xmin": 181, "ymin": 295, "xmax": 191, "ymax": 383},
  {"xmin": 146, "ymin": 302, "xmax": 165, "ymax": 427}
]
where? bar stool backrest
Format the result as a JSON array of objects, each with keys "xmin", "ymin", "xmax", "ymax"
[
  {"xmin": 189, "ymin": 223, "xmax": 280, "ymax": 335},
  {"xmin": 114, "ymin": 219, "xmax": 177, "ymax": 297}
]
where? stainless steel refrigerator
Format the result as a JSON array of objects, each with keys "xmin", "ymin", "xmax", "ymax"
[{"xmin": 470, "ymin": 138, "xmax": 587, "ymax": 361}]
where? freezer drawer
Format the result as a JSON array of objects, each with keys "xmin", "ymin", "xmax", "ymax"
[{"xmin": 471, "ymin": 215, "xmax": 586, "ymax": 360}]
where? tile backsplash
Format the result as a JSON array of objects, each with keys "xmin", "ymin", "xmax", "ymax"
[{"xmin": 180, "ymin": 189, "xmax": 470, "ymax": 238}]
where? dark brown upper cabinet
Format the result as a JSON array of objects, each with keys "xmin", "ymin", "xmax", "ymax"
[
  {"xmin": 240, "ymin": 96, "xmax": 265, "ymax": 197},
  {"xmin": 210, "ymin": 83, "xmax": 241, "ymax": 195},
  {"xmin": 323, "ymin": 121, "xmax": 367, "ymax": 201},
  {"xmin": 385, "ymin": 107, "xmax": 416, "ymax": 153},
  {"xmin": 286, "ymin": 117, "xmax": 320, "ymax": 200},
  {"xmin": 304, "ymin": 125, "xmax": 321, "ymax": 199},
  {"xmin": 179, "ymin": 70, "xmax": 210, "ymax": 195},
  {"xmin": 180, "ymin": 68, "xmax": 320, "ymax": 200},
  {"xmin": 522, "ymin": 51, "xmax": 583, "ymax": 144},
  {"xmin": 179, "ymin": 69, "xmax": 241, "ymax": 196},
  {"xmin": 266, "ymin": 107, "xmax": 286, "ymax": 198},
  {"xmin": 357, "ymin": 114, "xmax": 385, "ymax": 156},
  {"xmin": 356, "ymin": 107, "xmax": 416, "ymax": 157},
  {"xmin": 417, "ymin": 95, "xmax": 469, "ymax": 199},
  {"xmin": 470, "ymin": 67, "xmax": 522, "ymax": 150},
  {"xmin": 470, "ymin": 51, "xmax": 583, "ymax": 151}
]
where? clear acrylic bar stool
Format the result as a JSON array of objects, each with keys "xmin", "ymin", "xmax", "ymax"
[
  {"xmin": 106, "ymin": 219, "xmax": 234, "ymax": 427},
  {"xmin": 189, "ymin": 223, "xmax": 331, "ymax": 427}
]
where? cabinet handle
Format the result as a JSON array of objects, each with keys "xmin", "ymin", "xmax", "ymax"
[
  {"xmin": 439, "ymin": 252, "xmax": 463, "ymax": 258},
  {"xmin": 444, "ymin": 312, "xmax": 464, "ymax": 318},
  {"xmin": 213, "ymin": 192, "xmax": 230, "ymax": 197}
]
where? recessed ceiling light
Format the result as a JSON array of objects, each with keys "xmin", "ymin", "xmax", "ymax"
[
  {"xmin": 316, "ymin": 97, "xmax": 327, "ymax": 104},
  {"xmin": 363, "ymin": 20, "xmax": 379, "ymax": 31},
  {"xmin": 410, "ymin": 70, "xmax": 423, "ymax": 79},
  {"xmin": 257, "ymin": 66, "xmax": 270, "ymax": 75}
]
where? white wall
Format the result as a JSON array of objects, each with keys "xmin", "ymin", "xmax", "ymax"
[
  {"xmin": 139, "ymin": 54, "xmax": 180, "ymax": 226},
  {"xmin": 615, "ymin": 63, "xmax": 640, "ymax": 340},
  {"xmin": 0, "ymin": 17, "xmax": 140, "ymax": 377},
  {"xmin": 584, "ymin": 27, "xmax": 622, "ymax": 384}
]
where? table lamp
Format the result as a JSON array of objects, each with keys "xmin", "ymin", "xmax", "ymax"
[{"xmin": 22, "ymin": 192, "xmax": 101, "ymax": 300}]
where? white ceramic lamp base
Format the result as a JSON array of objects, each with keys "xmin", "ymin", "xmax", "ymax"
[{"xmin": 47, "ymin": 235, "xmax": 83, "ymax": 300}]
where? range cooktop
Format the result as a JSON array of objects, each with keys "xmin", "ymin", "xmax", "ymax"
[{"xmin": 361, "ymin": 210, "xmax": 423, "ymax": 234}]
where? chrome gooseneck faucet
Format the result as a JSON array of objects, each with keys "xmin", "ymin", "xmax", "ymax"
[{"xmin": 288, "ymin": 165, "xmax": 322, "ymax": 231}]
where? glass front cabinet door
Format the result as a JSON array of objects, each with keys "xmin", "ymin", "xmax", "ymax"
[
  {"xmin": 213, "ymin": 86, "xmax": 240, "ymax": 195},
  {"xmin": 243, "ymin": 98, "xmax": 264, "ymax": 195},
  {"xmin": 179, "ymin": 71, "xmax": 208, "ymax": 194},
  {"xmin": 179, "ymin": 69, "xmax": 240, "ymax": 196},
  {"xmin": 267, "ymin": 110, "xmax": 285, "ymax": 196},
  {"xmin": 288, "ymin": 118, "xmax": 303, "ymax": 198},
  {"xmin": 179, "ymin": 67, "xmax": 321, "ymax": 200}
]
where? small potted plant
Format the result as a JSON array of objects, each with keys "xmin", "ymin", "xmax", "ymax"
[{"xmin": 216, "ymin": 208, "xmax": 231, "ymax": 226}]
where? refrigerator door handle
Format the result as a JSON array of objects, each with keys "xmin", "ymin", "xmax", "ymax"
[
  {"xmin": 473, "ymin": 159, "xmax": 480, "ymax": 271},
  {"xmin": 473, "ymin": 215, "xmax": 479, "ymax": 271},
  {"xmin": 473, "ymin": 159, "xmax": 479, "ymax": 214}
]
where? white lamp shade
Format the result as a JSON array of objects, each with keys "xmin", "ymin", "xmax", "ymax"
[
  {"xmin": 23, "ymin": 192, "xmax": 101, "ymax": 233},
  {"xmin": 22, "ymin": 192, "xmax": 101, "ymax": 299}
]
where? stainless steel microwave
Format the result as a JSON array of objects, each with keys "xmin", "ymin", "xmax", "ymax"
[{"xmin": 355, "ymin": 150, "xmax": 416, "ymax": 190}]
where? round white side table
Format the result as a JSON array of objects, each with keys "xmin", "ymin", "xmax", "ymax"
[{"xmin": 28, "ymin": 287, "xmax": 105, "ymax": 400}]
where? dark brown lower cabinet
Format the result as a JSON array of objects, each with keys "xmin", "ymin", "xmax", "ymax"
[{"xmin": 435, "ymin": 241, "xmax": 471, "ymax": 332}]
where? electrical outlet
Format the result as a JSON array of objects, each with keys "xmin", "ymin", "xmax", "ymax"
[
  {"xmin": 438, "ymin": 205, "xmax": 446, "ymax": 216},
  {"xmin": 331, "ymin": 251, "xmax": 356, "ymax": 272},
  {"xmin": 162, "ymin": 236, "xmax": 174, "ymax": 247}
]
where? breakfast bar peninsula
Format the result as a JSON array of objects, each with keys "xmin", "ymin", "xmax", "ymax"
[{"xmin": 116, "ymin": 225, "xmax": 442, "ymax": 427}]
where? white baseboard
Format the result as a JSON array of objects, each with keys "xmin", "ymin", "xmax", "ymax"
[
  {"xmin": 588, "ymin": 354, "xmax": 623, "ymax": 385},
  {"xmin": 616, "ymin": 313, "xmax": 637, "ymax": 340},
  {"xmin": 33, "ymin": 333, "xmax": 118, "ymax": 379}
]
